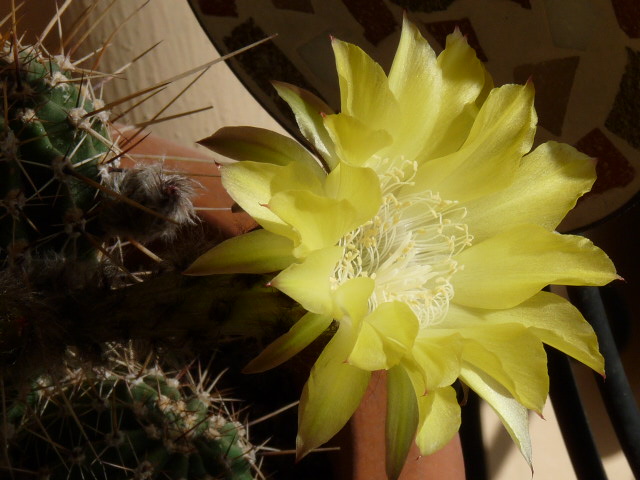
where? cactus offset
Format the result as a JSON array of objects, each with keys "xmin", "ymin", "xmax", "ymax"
[{"xmin": 5, "ymin": 350, "xmax": 261, "ymax": 480}]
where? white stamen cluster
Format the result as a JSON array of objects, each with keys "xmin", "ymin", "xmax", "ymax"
[{"xmin": 333, "ymin": 160, "xmax": 473, "ymax": 328}]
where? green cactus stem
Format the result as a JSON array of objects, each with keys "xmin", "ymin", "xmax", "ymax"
[
  {"xmin": 0, "ymin": 28, "xmax": 198, "ymax": 269},
  {"xmin": 4, "ymin": 350, "xmax": 261, "ymax": 480},
  {"xmin": 0, "ymin": 42, "xmax": 112, "ymax": 261}
]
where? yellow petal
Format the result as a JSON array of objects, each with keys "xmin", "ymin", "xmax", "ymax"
[
  {"xmin": 269, "ymin": 162, "xmax": 381, "ymax": 256},
  {"xmin": 273, "ymin": 81, "xmax": 339, "ymax": 170},
  {"xmin": 463, "ymin": 141, "xmax": 597, "ymax": 242},
  {"xmin": 386, "ymin": 366, "xmax": 419, "ymax": 480},
  {"xmin": 271, "ymin": 246, "xmax": 344, "ymax": 315},
  {"xmin": 475, "ymin": 61, "xmax": 495, "ymax": 107},
  {"xmin": 331, "ymin": 38, "xmax": 398, "ymax": 132},
  {"xmin": 426, "ymin": 30, "xmax": 485, "ymax": 159},
  {"xmin": 452, "ymin": 224, "xmax": 618, "ymax": 309},
  {"xmin": 387, "ymin": 16, "xmax": 441, "ymax": 160},
  {"xmin": 243, "ymin": 312, "xmax": 333, "ymax": 373},
  {"xmin": 297, "ymin": 325, "xmax": 371, "ymax": 459},
  {"xmin": 184, "ymin": 229, "xmax": 295, "ymax": 275},
  {"xmin": 410, "ymin": 331, "xmax": 464, "ymax": 392},
  {"xmin": 323, "ymin": 113, "xmax": 392, "ymax": 166},
  {"xmin": 324, "ymin": 162, "xmax": 381, "ymax": 210},
  {"xmin": 269, "ymin": 190, "xmax": 361, "ymax": 256},
  {"xmin": 457, "ymin": 323, "xmax": 548, "ymax": 413},
  {"xmin": 414, "ymin": 386, "xmax": 461, "ymax": 456},
  {"xmin": 332, "ymin": 276, "xmax": 375, "ymax": 324},
  {"xmin": 446, "ymin": 291, "xmax": 604, "ymax": 374},
  {"xmin": 438, "ymin": 29, "xmax": 486, "ymax": 103},
  {"xmin": 198, "ymin": 126, "xmax": 325, "ymax": 177},
  {"xmin": 348, "ymin": 301, "xmax": 419, "ymax": 370},
  {"xmin": 523, "ymin": 292, "xmax": 604, "ymax": 375},
  {"xmin": 405, "ymin": 83, "xmax": 536, "ymax": 203},
  {"xmin": 388, "ymin": 18, "xmax": 485, "ymax": 161},
  {"xmin": 460, "ymin": 365, "xmax": 532, "ymax": 469},
  {"xmin": 221, "ymin": 160, "xmax": 323, "ymax": 238}
]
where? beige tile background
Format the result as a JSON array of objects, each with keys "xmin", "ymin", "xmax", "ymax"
[{"xmin": 8, "ymin": 1, "xmax": 634, "ymax": 478}]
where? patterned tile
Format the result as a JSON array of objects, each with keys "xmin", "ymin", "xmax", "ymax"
[
  {"xmin": 271, "ymin": 0, "xmax": 314, "ymax": 13},
  {"xmin": 223, "ymin": 18, "xmax": 322, "ymax": 125},
  {"xmin": 542, "ymin": 0, "xmax": 597, "ymax": 50},
  {"xmin": 576, "ymin": 128, "xmax": 634, "ymax": 195},
  {"xmin": 612, "ymin": 0, "xmax": 640, "ymax": 38},
  {"xmin": 606, "ymin": 48, "xmax": 640, "ymax": 149},
  {"xmin": 197, "ymin": 0, "xmax": 238, "ymax": 17},
  {"xmin": 342, "ymin": 0, "xmax": 397, "ymax": 45},
  {"xmin": 513, "ymin": 56, "xmax": 580, "ymax": 136}
]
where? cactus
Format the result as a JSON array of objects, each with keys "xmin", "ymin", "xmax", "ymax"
[
  {"xmin": 0, "ymin": 4, "xmax": 305, "ymax": 479},
  {"xmin": 0, "ymin": 0, "xmax": 231, "ymax": 377},
  {"xmin": 0, "ymin": 1, "xmax": 213, "ymax": 381},
  {"xmin": 0, "ymin": 42, "xmax": 107, "ymax": 261},
  {"xmin": 0, "ymin": 33, "xmax": 197, "ymax": 267},
  {"xmin": 4, "ymin": 350, "xmax": 261, "ymax": 480}
]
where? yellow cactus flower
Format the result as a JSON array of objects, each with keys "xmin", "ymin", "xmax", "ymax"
[{"xmin": 187, "ymin": 16, "xmax": 617, "ymax": 474}]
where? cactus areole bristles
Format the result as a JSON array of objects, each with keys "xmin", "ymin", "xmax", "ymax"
[
  {"xmin": 0, "ymin": 42, "xmax": 112, "ymax": 262},
  {"xmin": 7, "ymin": 359, "xmax": 258, "ymax": 480},
  {"xmin": 0, "ymin": 40, "xmax": 197, "ymax": 267}
]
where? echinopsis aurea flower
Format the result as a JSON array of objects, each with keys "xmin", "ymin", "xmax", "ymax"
[{"xmin": 187, "ymin": 16, "xmax": 618, "ymax": 476}]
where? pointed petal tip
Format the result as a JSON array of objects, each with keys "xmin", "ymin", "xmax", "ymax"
[
  {"xmin": 526, "ymin": 76, "xmax": 535, "ymax": 89},
  {"xmin": 270, "ymin": 79, "xmax": 288, "ymax": 92},
  {"xmin": 241, "ymin": 359, "xmax": 263, "ymax": 375},
  {"xmin": 401, "ymin": 9, "xmax": 414, "ymax": 26},
  {"xmin": 295, "ymin": 436, "xmax": 311, "ymax": 462},
  {"xmin": 443, "ymin": 24, "xmax": 465, "ymax": 42},
  {"xmin": 196, "ymin": 134, "xmax": 216, "ymax": 146}
]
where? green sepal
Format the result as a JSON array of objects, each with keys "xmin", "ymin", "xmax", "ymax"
[{"xmin": 386, "ymin": 366, "xmax": 419, "ymax": 480}]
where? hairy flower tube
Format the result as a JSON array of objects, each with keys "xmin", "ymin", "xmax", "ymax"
[{"xmin": 186, "ymin": 17, "xmax": 617, "ymax": 476}]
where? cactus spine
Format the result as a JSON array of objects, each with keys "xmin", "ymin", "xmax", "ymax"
[
  {"xmin": 0, "ymin": 41, "xmax": 109, "ymax": 261},
  {"xmin": 0, "ymin": 3, "xmax": 301, "ymax": 479},
  {"xmin": 5, "ymin": 350, "xmax": 260, "ymax": 480},
  {"xmin": 0, "ymin": 34, "xmax": 199, "ymax": 265}
]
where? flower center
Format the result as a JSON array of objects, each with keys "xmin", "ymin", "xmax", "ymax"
[{"xmin": 332, "ymin": 161, "xmax": 473, "ymax": 328}]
